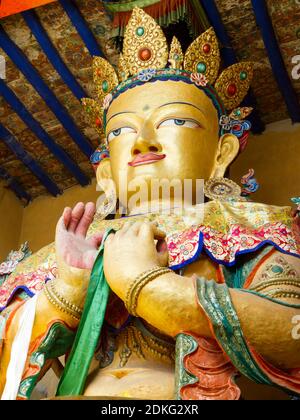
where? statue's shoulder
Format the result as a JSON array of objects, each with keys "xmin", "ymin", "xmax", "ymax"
[{"xmin": 204, "ymin": 200, "xmax": 294, "ymax": 231}]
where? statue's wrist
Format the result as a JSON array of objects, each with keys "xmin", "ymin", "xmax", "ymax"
[{"xmin": 125, "ymin": 266, "xmax": 172, "ymax": 316}]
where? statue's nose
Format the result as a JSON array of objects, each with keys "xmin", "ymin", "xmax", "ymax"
[{"xmin": 131, "ymin": 124, "xmax": 163, "ymax": 156}]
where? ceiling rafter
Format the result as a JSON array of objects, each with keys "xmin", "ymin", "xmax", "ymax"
[
  {"xmin": 0, "ymin": 123, "xmax": 61, "ymax": 196},
  {"xmin": 0, "ymin": 165, "xmax": 31, "ymax": 205},
  {"xmin": 59, "ymin": 0, "xmax": 106, "ymax": 58},
  {"xmin": 0, "ymin": 78, "xmax": 90, "ymax": 187},
  {"xmin": 0, "ymin": 24, "xmax": 94, "ymax": 158},
  {"xmin": 22, "ymin": 9, "xmax": 88, "ymax": 100},
  {"xmin": 251, "ymin": 0, "xmax": 300, "ymax": 123}
]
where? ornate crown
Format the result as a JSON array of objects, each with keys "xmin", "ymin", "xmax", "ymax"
[{"xmin": 82, "ymin": 7, "xmax": 254, "ymax": 146}]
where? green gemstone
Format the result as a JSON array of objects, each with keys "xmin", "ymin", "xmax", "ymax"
[
  {"xmin": 136, "ymin": 27, "xmax": 145, "ymax": 37},
  {"xmin": 271, "ymin": 265, "xmax": 284, "ymax": 274},
  {"xmin": 240, "ymin": 71, "xmax": 248, "ymax": 81},
  {"xmin": 174, "ymin": 54, "xmax": 180, "ymax": 61},
  {"xmin": 236, "ymin": 109, "xmax": 241, "ymax": 116},
  {"xmin": 102, "ymin": 80, "xmax": 109, "ymax": 93},
  {"xmin": 196, "ymin": 62, "xmax": 206, "ymax": 74}
]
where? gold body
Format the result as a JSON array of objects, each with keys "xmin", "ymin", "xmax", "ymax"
[{"xmin": 1, "ymin": 78, "xmax": 300, "ymax": 400}]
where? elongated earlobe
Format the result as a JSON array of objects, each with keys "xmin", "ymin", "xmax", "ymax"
[
  {"xmin": 96, "ymin": 158, "xmax": 113, "ymax": 188},
  {"xmin": 210, "ymin": 133, "xmax": 240, "ymax": 179}
]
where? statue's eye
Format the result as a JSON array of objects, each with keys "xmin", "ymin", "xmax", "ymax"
[
  {"xmin": 158, "ymin": 119, "xmax": 200, "ymax": 129},
  {"xmin": 107, "ymin": 127, "xmax": 136, "ymax": 143}
]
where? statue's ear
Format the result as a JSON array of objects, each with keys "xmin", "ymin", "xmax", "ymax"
[
  {"xmin": 210, "ymin": 133, "xmax": 240, "ymax": 178},
  {"xmin": 96, "ymin": 158, "xmax": 113, "ymax": 189}
]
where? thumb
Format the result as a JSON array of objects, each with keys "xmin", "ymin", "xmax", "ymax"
[{"xmin": 156, "ymin": 239, "xmax": 169, "ymax": 267}]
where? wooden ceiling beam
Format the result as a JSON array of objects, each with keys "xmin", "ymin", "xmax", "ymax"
[
  {"xmin": 0, "ymin": 124, "xmax": 61, "ymax": 197},
  {"xmin": 0, "ymin": 79, "xmax": 90, "ymax": 187},
  {"xmin": 0, "ymin": 25, "xmax": 94, "ymax": 158}
]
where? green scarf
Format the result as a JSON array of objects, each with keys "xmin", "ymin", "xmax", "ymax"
[{"xmin": 56, "ymin": 230, "xmax": 114, "ymax": 396}]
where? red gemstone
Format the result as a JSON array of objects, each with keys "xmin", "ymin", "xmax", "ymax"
[
  {"xmin": 139, "ymin": 48, "xmax": 152, "ymax": 62},
  {"xmin": 227, "ymin": 83, "xmax": 237, "ymax": 97},
  {"xmin": 203, "ymin": 43, "xmax": 211, "ymax": 54},
  {"xmin": 95, "ymin": 118, "xmax": 102, "ymax": 127}
]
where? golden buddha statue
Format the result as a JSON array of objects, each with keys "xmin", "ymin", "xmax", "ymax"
[{"xmin": 1, "ymin": 8, "xmax": 300, "ymax": 401}]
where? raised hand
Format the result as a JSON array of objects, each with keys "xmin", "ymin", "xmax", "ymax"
[
  {"xmin": 103, "ymin": 221, "xmax": 168, "ymax": 300},
  {"xmin": 56, "ymin": 202, "xmax": 103, "ymax": 271}
]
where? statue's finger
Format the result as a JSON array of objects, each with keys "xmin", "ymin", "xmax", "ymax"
[
  {"xmin": 153, "ymin": 226, "xmax": 166, "ymax": 241},
  {"xmin": 128, "ymin": 221, "xmax": 143, "ymax": 236},
  {"xmin": 63, "ymin": 207, "xmax": 72, "ymax": 229},
  {"xmin": 75, "ymin": 202, "xmax": 96, "ymax": 237},
  {"xmin": 118, "ymin": 221, "xmax": 132, "ymax": 235},
  {"xmin": 68, "ymin": 202, "xmax": 85, "ymax": 233},
  {"xmin": 156, "ymin": 239, "xmax": 169, "ymax": 267},
  {"xmin": 139, "ymin": 222, "xmax": 166, "ymax": 241},
  {"xmin": 149, "ymin": 222, "xmax": 166, "ymax": 240}
]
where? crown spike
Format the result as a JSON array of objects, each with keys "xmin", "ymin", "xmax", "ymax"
[
  {"xmin": 215, "ymin": 62, "xmax": 254, "ymax": 110},
  {"xmin": 93, "ymin": 57, "xmax": 118, "ymax": 103},
  {"xmin": 118, "ymin": 53, "xmax": 130, "ymax": 82},
  {"xmin": 184, "ymin": 27, "xmax": 220, "ymax": 85},
  {"xmin": 169, "ymin": 37, "xmax": 183, "ymax": 70},
  {"xmin": 81, "ymin": 98, "xmax": 104, "ymax": 137},
  {"xmin": 123, "ymin": 7, "xmax": 169, "ymax": 75}
]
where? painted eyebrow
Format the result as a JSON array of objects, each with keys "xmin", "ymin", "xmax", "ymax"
[
  {"xmin": 106, "ymin": 102, "xmax": 205, "ymax": 125},
  {"xmin": 158, "ymin": 101, "xmax": 205, "ymax": 115},
  {"xmin": 106, "ymin": 111, "xmax": 136, "ymax": 125}
]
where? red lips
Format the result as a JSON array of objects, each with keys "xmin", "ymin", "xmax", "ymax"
[{"xmin": 128, "ymin": 152, "xmax": 166, "ymax": 167}]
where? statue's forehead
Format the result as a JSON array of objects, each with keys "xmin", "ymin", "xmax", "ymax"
[{"xmin": 107, "ymin": 80, "xmax": 217, "ymax": 119}]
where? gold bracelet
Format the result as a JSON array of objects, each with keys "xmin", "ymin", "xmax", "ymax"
[
  {"xmin": 125, "ymin": 267, "xmax": 172, "ymax": 316},
  {"xmin": 263, "ymin": 288, "xmax": 300, "ymax": 300},
  {"xmin": 250, "ymin": 278, "xmax": 300, "ymax": 292},
  {"xmin": 44, "ymin": 281, "xmax": 83, "ymax": 320}
]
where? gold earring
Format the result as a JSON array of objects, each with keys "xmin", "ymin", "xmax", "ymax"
[{"xmin": 204, "ymin": 177, "xmax": 244, "ymax": 202}]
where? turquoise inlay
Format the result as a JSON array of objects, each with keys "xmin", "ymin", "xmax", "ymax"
[
  {"xmin": 102, "ymin": 80, "xmax": 109, "ymax": 93},
  {"xmin": 240, "ymin": 71, "xmax": 248, "ymax": 81},
  {"xmin": 136, "ymin": 27, "xmax": 145, "ymax": 36},
  {"xmin": 196, "ymin": 62, "xmax": 207, "ymax": 74},
  {"xmin": 271, "ymin": 265, "xmax": 284, "ymax": 274}
]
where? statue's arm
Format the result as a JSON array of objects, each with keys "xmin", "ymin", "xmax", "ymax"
[
  {"xmin": 111, "ymin": 269, "xmax": 300, "ymax": 369},
  {"xmin": 104, "ymin": 222, "xmax": 300, "ymax": 370},
  {"xmin": 0, "ymin": 202, "xmax": 101, "ymax": 397}
]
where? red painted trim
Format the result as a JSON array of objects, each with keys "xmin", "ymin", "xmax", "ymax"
[{"xmin": 0, "ymin": 0, "xmax": 57, "ymax": 18}]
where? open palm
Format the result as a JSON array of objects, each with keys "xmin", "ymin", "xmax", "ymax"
[{"xmin": 55, "ymin": 202, "xmax": 103, "ymax": 270}]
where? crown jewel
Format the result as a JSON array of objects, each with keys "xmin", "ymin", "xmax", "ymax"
[{"xmin": 82, "ymin": 8, "xmax": 254, "ymax": 140}]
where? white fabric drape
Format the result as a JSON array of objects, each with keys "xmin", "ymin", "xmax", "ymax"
[{"xmin": 1, "ymin": 294, "xmax": 38, "ymax": 400}]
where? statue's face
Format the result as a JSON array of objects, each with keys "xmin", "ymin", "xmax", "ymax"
[{"xmin": 104, "ymin": 80, "xmax": 227, "ymax": 208}]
